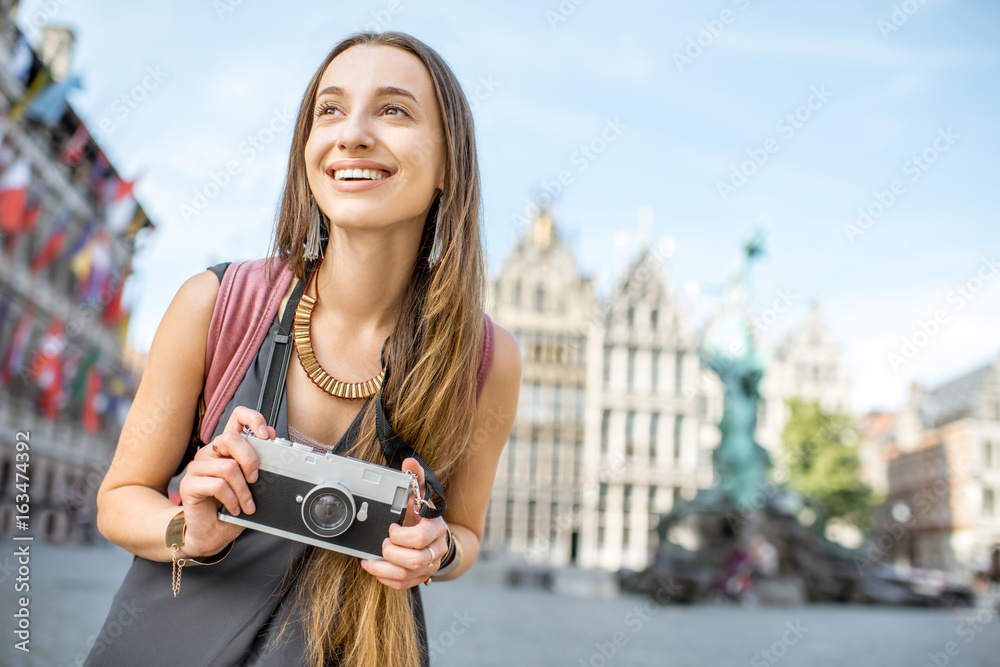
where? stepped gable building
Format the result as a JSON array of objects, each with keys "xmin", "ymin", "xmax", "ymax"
[
  {"xmin": 485, "ymin": 208, "xmax": 596, "ymax": 566},
  {"xmin": 578, "ymin": 244, "xmax": 716, "ymax": 570},
  {"xmin": 485, "ymin": 208, "xmax": 855, "ymax": 572}
]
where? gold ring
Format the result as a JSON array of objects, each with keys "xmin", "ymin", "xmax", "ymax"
[{"xmin": 427, "ymin": 546, "xmax": 437, "ymax": 566}]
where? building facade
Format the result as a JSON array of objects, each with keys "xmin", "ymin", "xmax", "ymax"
[
  {"xmin": 485, "ymin": 210, "xmax": 853, "ymax": 572},
  {"xmin": 879, "ymin": 356, "xmax": 1000, "ymax": 576},
  {"xmin": 0, "ymin": 13, "xmax": 150, "ymax": 543}
]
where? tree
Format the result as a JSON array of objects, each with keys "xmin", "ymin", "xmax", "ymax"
[{"xmin": 781, "ymin": 398, "xmax": 875, "ymax": 530}]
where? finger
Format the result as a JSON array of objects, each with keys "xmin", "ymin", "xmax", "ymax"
[
  {"xmin": 401, "ymin": 458, "xmax": 428, "ymax": 526},
  {"xmin": 180, "ymin": 469, "xmax": 248, "ymax": 517},
  {"xmin": 185, "ymin": 459, "xmax": 256, "ymax": 515},
  {"xmin": 209, "ymin": 432, "xmax": 261, "ymax": 484},
  {"xmin": 224, "ymin": 406, "xmax": 275, "ymax": 440},
  {"xmin": 381, "ymin": 537, "xmax": 447, "ymax": 572},
  {"xmin": 388, "ymin": 519, "xmax": 446, "ymax": 551},
  {"xmin": 360, "ymin": 558, "xmax": 421, "ymax": 589}
]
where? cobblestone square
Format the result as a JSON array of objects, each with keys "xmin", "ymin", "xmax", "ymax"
[{"xmin": 3, "ymin": 542, "xmax": 1000, "ymax": 667}]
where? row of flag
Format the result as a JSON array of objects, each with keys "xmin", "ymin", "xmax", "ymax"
[
  {"xmin": 0, "ymin": 291, "xmax": 131, "ymax": 432},
  {"xmin": 0, "ymin": 27, "xmax": 145, "ymax": 431}
]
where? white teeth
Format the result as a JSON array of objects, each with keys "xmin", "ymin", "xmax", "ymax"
[{"xmin": 333, "ymin": 168, "xmax": 386, "ymax": 181}]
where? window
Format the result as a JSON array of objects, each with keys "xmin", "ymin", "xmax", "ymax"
[
  {"xmin": 573, "ymin": 440, "xmax": 582, "ymax": 484},
  {"xmin": 650, "ymin": 413, "xmax": 659, "ymax": 461},
  {"xmin": 553, "ymin": 383, "xmax": 562, "ymax": 424},
  {"xmin": 603, "ymin": 345, "xmax": 612, "ymax": 388},
  {"xmin": 513, "ymin": 281, "xmax": 522, "ymax": 306},
  {"xmin": 552, "ymin": 435, "xmax": 561, "ymax": 486},
  {"xmin": 504, "ymin": 499, "xmax": 514, "ymax": 541},
  {"xmin": 531, "ymin": 382, "xmax": 541, "ymax": 423},
  {"xmin": 673, "ymin": 416, "xmax": 684, "ymax": 462},
  {"xmin": 530, "ymin": 427, "xmax": 539, "ymax": 476},
  {"xmin": 674, "ymin": 351, "xmax": 684, "ymax": 392},
  {"xmin": 984, "ymin": 440, "xmax": 994, "ymax": 469},
  {"xmin": 984, "ymin": 488, "xmax": 995, "ymax": 517},
  {"xmin": 627, "ymin": 307, "xmax": 634, "ymax": 328},
  {"xmin": 528, "ymin": 500, "xmax": 537, "ymax": 539},
  {"xmin": 575, "ymin": 387, "xmax": 584, "ymax": 422},
  {"xmin": 601, "ymin": 410, "xmax": 611, "ymax": 454},
  {"xmin": 651, "ymin": 349, "xmax": 660, "ymax": 391},
  {"xmin": 507, "ymin": 436, "xmax": 516, "ymax": 479},
  {"xmin": 550, "ymin": 502, "xmax": 559, "ymax": 542},
  {"xmin": 627, "ymin": 347, "xmax": 636, "ymax": 391},
  {"xmin": 651, "ymin": 309, "xmax": 659, "ymax": 329},
  {"xmin": 648, "ymin": 486, "xmax": 657, "ymax": 513},
  {"xmin": 625, "ymin": 411, "xmax": 635, "ymax": 457},
  {"xmin": 598, "ymin": 483, "xmax": 608, "ymax": 511},
  {"xmin": 624, "ymin": 484, "xmax": 633, "ymax": 514},
  {"xmin": 534, "ymin": 286, "xmax": 545, "ymax": 312}
]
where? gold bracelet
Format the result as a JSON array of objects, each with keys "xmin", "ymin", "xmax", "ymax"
[
  {"xmin": 424, "ymin": 526, "xmax": 462, "ymax": 585},
  {"xmin": 166, "ymin": 509, "xmax": 236, "ymax": 597}
]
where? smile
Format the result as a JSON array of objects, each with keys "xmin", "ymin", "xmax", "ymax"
[{"xmin": 333, "ymin": 168, "xmax": 390, "ymax": 181}]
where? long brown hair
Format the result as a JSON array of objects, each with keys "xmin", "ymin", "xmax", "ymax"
[{"xmin": 266, "ymin": 32, "xmax": 485, "ymax": 667}]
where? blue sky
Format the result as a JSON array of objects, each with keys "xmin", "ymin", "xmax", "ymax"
[{"xmin": 15, "ymin": 0, "xmax": 998, "ymax": 414}]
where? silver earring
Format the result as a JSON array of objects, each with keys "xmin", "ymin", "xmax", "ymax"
[
  {"xmin": 428, "ymin": 201, "xmax": 444, "ymax": 268},
  {"xmin": 305, "ymin": 198, "xmax": 324, "ymax": 261}
]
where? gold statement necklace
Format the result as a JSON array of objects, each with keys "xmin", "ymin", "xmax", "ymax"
[{"xmin": 293, "ymin": 263, "xmax": 386, "ymax": 400}]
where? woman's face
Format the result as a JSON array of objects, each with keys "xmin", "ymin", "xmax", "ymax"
[{"xmin": 304, "ymin": 45, "xmax": 446, "ymax": 236}]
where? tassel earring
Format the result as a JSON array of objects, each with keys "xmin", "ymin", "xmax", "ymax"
[
  {"xmin": 305, "ymin": 197, "xmax": 325, "ymax": 261},
  {"xmin": 428, "ymin": 198, "xmax": 444, "ymax": 268}
]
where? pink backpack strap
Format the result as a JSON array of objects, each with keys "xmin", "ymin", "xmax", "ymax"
[
  {"xmin": 200, "ymin": 258, "xmax": 293, "ymax": 442},
  {"xmin": 475, "ymin": 313, "xmax": 495, "ymax": 400}
]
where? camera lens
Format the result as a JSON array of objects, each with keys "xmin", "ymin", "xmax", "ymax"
[{"xmin": 302, "ymin": 484, "xmax": 355, "ymax": 537}]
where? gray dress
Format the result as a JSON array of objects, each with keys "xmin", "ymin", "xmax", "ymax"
[{"xmin": 85, "ymin": 314, "xmax": 429, "ymax": 666}]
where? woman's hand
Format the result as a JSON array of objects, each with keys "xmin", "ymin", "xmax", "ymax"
[
  {"xmin": 176, "ymin": 406, "xmax": 275, "ymax": 558},
  {"xmin": 361, "ymin": 458, "xmax": 449, "ymax": 590}
]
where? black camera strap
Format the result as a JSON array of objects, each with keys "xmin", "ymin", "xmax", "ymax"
[
  {"xmin": 256, "ymin": 277, "xmax": 306, "ymax": 423},
  {"xmin": 258, "ymin": 275, "xmax": 447, "ymax": 520},
  {"xmin": 375, "ymin": 365, "xmax": 447, "ymax": 520}
]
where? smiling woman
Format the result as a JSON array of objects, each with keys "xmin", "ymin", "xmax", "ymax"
[{"xmin": 87, "ymin": 32, "xmax": 520, "ymax": 667}]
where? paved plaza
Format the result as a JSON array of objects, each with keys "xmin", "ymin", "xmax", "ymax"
[{"xmin": 3, "ymin": 540, "xmax": 1000, "ymax": 666}]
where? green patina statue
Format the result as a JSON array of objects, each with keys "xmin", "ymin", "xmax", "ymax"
[{"xmin": 698, "ymin": 228, "xmax": 772, "ymax": 509}]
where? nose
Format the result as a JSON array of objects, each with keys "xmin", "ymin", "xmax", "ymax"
[{"xmin": 337, "ymin": 110, "xmax": 374, "ymax": 152}]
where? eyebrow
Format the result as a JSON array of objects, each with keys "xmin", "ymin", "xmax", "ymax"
[{"xmin": 316, "ymin": 85, "xmax": 418, "ymax": 104}]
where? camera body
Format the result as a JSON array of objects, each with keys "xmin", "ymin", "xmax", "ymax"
[{"xmin": 217, "ymin": 432, "xmax": 413, "ymax": 560}]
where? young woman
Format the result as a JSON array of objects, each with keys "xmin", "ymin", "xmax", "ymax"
[{"xmin": 89, "ymin": 32, "xmax": 520, "ymax": 667}]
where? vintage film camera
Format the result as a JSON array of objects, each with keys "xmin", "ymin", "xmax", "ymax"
[{"xmin": 217, "ymin": 431, "xmax": 418, "ymax": 560}]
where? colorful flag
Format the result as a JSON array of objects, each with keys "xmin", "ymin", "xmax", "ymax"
[
  {"xmin": 65, "ymin": 214, "xmax": 98, "ymax": 259},
  {"xmin": 30, "ymin": 203, "xmax": 72, "ymax": 272},
  {"xmin": 8, "ymin": 35, "xmax": 34, "ymax": 84},
  {"xmin": 1, "ymin": 305, "xmax": 35, "ymax": 386},
  {"xmin": 61, "ymin": 124, "xmax": 89, "ymax": 165},
  {"xmin": 24, "ymin": 74, "xmax": 83, "ymax": 126},
  {"xmin": 9, "ymin": 68, "xmax": 52, "ymax": 122},
  {"xmin": 0, "ymin": 157, "xmax": 31, "ymax": 233},
  {"xmin": 102, "ymin": 176, "xmax": 137, "ymax": 234},
  {"xmin": 29, "ymin": 318, "xmax": 66, "ymax": 418},
  {"xmin": 19, "ymin": 179, "xmax": 46, "ymax": 235},
  {"xmin": 82, "ymin": 366, "xmax": 102, "ymax": 433}
]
